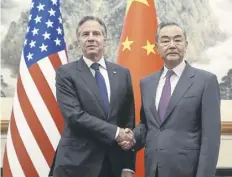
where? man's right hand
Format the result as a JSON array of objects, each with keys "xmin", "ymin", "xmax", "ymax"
[{"xmin": 116, "ymin": 128, "xmax": 136, "ymax": 150}]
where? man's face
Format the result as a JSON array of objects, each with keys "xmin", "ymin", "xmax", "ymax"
[
  {"xmin": 156, "ymin": 25, "xmax": 188, "ymax": 67},
  {"xmin": 77, "ymin": 20, "xmax": 106, "ymax": 60}
]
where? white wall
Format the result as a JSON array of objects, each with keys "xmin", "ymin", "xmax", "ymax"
[
  {"xmin": 0, "ymin": 134, "xmax": 7, "ymax": 168},
  {"xmin": 218, "ymin": 135, "xmax": 232, "ymax": 167}
]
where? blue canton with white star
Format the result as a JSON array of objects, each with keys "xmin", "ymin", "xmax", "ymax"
[{"xmin": 24, "ymin": 0, "xmax": 65, "ymax": 67}]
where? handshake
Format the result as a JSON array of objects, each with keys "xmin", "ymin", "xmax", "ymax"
[{"xmin": 116, "ymin": 128, "xmax": 136, "ymax": 150}]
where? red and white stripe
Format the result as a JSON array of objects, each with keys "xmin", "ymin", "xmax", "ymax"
[{"xmin": 3, "ymin": 50, "xmax": 68, "ymax": 177}]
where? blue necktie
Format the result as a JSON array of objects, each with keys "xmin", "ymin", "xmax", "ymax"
[
  {"xmin": 91, "ymin": 63, "xmax": 109, "ymax": 115},
  {"xmin": 158, "ymin": 70, "xmax": 174, "ymax": 121}
]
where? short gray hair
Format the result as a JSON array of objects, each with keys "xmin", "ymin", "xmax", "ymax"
[
  {"xmin": 156, "ymin": 22, "xmax": 187, "ymax": 42},
  {"xmin": 76, "ymin": 16, "xmax": 107, "ymax": 37}
]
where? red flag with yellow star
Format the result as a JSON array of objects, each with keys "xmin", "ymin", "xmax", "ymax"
[{"xmin": 117, "ymin": 0, "xmax": 163, "ymax": 176}]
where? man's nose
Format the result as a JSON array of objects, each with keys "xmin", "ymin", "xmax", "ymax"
[
  {"xmin": 87, "ymin": 33, "xmax": 94, "ymax": 41},
  {"xmin": 169, "ymin": 40, "xmax": 176, "ymax": 48}
]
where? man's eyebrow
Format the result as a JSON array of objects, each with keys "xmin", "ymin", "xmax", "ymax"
[
  {"xmin": 160, "ymin": 35, "xmax": 170, "ymax": 39},
  {"xmin": 174, "ymin": 35, "xmax": 182, "ymax": 38}
]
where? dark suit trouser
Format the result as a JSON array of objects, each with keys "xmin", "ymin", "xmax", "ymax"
[
  {"xmin": 53, "ymin": 156, "xmax": 115, "ymax": 177},
  {"xmin": 53, "ymin": 165, "xmax": 92, "ymax": 177},
  {"xmin": 98, "ymin": 155, "xmax": 115, "ymax": 177},
  {"xmin": 155, "ymin": 167, "xmax": 159, "ymax": 177}
]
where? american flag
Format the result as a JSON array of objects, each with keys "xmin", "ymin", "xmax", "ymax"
[{"xmin": 3, "ymin": 0, "xmax": 67, "ymax": 176}]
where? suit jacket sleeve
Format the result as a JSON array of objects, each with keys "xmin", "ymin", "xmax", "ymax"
[
  {"xmin": 196, "ymin": 74, "xmax": 221, "ymax": 177},
  {"xmin": 133, "ymin": 80, "xmax": 148, "ymax": 151},
  {"xmin": 56, "ymin": 67, "xmax": 117, "ymax": 145},
  {"xmin": 121, "ymin": 69, "xmax": 136, "ymax": 171}
]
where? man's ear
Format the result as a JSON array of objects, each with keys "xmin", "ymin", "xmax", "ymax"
[
  {"xmin": 104, "ymin": 37, "xmax": 107, "ymax": 47},
  {"xmin": 77, "ymin": 41, "xmax": 80, "ymax": 48},
  {"xmin": 76, "ymin": 36, "xmax": 80, "ymax": 48},
  {"xmin": 185, "ymin": 41, "xmax": 188, "ymax": 53},
  {"xmin": 155, "ymin": 42, "xmax": 159, "ymax": 50},
  {"xmin": 76, "ymin": 30, "xmax": 80, "ymax": 46}
]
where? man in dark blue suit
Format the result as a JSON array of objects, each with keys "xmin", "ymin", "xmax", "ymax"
[{"xmin": 52, "ymin": 16, "xmax": 136, "ymax": 177}]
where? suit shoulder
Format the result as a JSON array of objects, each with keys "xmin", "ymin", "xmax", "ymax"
[
  {"xmin": 107, "ymin": 61, "xmax": 129, "ymax": 72},
  {"xmin": 192, "ymin": 66, "xmax": 216, "ymax": 79},
  {"xmin": 141, "ymin": 71, "xmax": 159, "ymax": 84},
  {"xmin": 56, "ymin": 61, "xmax": 78, "ymax": 73}
]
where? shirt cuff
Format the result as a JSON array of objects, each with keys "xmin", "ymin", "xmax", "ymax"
[
  {"xmin": 115, "ymin": 127, "xmax": 120, "ymax": 139},
  {"xmin": 122, "ymin": 169, "xmax": 135, "ymax": 173}
]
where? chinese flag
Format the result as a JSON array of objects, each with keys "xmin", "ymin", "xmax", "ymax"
[{"xmin": 117, "ymin": 0, "xmax": 163, "ymax": 176}]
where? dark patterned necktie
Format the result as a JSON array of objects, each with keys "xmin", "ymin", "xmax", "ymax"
[
  {"xmin": 158, "ymin": 70, "xmax": 174, "ymax": 121},
  {"xmin": 91, "ymin": 63, "xmax": 109, "ymax": 115}
]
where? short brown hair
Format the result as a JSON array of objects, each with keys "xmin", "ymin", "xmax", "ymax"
[{"xmin": 76, "ymin": 16, "xmax": 107, "ymax": 37}]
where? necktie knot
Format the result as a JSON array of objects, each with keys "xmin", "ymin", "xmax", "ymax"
[
  {"xmin": 166, "ymin": 70, "xmax": 174, "ymax": 79},
  {"xmin": 91, "ymin": 63, "xmax": 100, "ymax": 71}
]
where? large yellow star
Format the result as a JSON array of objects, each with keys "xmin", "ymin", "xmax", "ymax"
[
  {"xmin": 122, "ymin": 37, "xmax": 134, "ymax": 51},
  {"xmin": 142, "ymin": 40, "xmax": 156, "ymax": 55},
  {"xmin": 126, "ymin": 0, "xmax": 149, "ymax": 13}
]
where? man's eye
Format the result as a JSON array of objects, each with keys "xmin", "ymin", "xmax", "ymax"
[
  {"xmin": 94, "ymin": 32, "xmax": 101, "ymax": 36},
  {"xmin": 82, "ymin": 33, "xmax": 88, "ymax": 36}
]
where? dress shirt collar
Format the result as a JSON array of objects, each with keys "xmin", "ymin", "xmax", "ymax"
[
  {"xmin": 82, "ymin": 55, "xmax": 107, "ymax": 70},
  {"xmin": 162, "ymin": 59, "xmax": 186, "ymax": 79}
]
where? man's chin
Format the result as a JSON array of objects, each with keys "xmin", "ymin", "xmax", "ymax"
[
  {"xmin": 84, "ymin": 52, "xmax": 103, "ymax": 61},
  {"xmin": 164, "ymin": 57, "xmax": 183, "ymax": 68},
  {"xmin": 86, "ymin": 52, "xmax": 98, "ymax": 57},
  {"xmin": 166, "ymin": 56, "xmax": 180, "ymax": 61}
]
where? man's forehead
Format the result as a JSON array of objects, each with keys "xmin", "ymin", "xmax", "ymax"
[
  {"xmin": 78, "ymin": 22, "xmax": 104, "ymax": 34},
  {"xmin": 159, "ymin": 25, "xmax": 184, "ymax": 37},
  {"xmin": 79, "ymin": 21, "xmax": 102, "ymax": 29}
]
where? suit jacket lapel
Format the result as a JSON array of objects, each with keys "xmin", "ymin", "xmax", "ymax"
[
  {"xmin": 148, "ymin": 71, "xmax": 162, "ymax": 125},
  {"xmin": 105, "ymin": 61, "xmax": 118, "ymax": 116},
  {"xmin": 76, "ymin": 57, "xmax": 105, "ymax": 116},
  {"xmin": 161, "ymin": 63, "xmax": 195, "ymax": 125}
]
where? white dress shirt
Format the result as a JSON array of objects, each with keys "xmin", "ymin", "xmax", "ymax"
[{"xmin": 155, "ymin": 60, "xmax": 186, "ymax": 110}]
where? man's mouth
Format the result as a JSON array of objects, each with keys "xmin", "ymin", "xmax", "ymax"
[
  {"xmin": 87, "ymin": 45, "xmax": 95, "ymax": 47},
  {"xmin": 168, "ymin": 53, "xmax": 178, "ymax": 55}
]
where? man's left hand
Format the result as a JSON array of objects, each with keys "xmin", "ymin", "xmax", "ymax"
[{"xmin": 121, "ymin": 171, "xmax": 133, "ymax": 177}]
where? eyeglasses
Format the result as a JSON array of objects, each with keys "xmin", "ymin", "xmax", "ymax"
[{"xmin": 159, "ymin": 39, "xmax": 185, "ymax": 46}]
